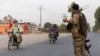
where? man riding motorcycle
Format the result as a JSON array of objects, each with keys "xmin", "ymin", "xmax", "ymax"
[
  {"xmin": 9, "ymin": 20, "xmax": 23, "ymax": 44},
  {"xmin": 49, "ymin": 24, "xmax": 59, "ymax": 40}
]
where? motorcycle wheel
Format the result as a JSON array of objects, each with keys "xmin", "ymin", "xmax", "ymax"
[{"xmin": 8, "ymin": 40, "xmax": 13, "ymax": 51}]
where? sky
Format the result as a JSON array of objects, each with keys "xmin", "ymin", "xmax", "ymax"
[{"xmin": 0, "ymin": 0, "xmax": 100, "ymax": 29}]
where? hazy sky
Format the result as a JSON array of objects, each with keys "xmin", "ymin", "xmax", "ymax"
[{"xmin": 0, "ymin": 0, "xmax": 100, "ymax": 28}]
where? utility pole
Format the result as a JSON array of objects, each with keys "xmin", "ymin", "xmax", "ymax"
[{"xmin": 37, "ymin": 5, "xmax": 45, "ymax": 33}]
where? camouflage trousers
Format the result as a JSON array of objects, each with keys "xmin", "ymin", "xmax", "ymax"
[
  {"xmin": 71, "ymin": 27, "xmax": 87, "ymax": 56},
  {"xmin": 73, "ymin": 35, "xmax": 86, "ymax": 56}
]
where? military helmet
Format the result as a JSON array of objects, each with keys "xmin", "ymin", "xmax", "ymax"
[{"xmin": 71, "ymin": 3, "xmax": 79, "ymax": 10}]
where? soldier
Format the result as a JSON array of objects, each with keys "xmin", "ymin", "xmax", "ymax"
[{"xmin": 63, "ymin": 3, "xmax": 87, "ymax": 56}]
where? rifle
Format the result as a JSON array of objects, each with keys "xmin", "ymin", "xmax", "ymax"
[{"xmin": 85, "ymin": 39, "xmax": 92, "ymax": 56}]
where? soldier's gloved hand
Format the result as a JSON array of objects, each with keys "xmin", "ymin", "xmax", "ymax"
[{"xmin": 63, "ymin": 19, "xmax": 67, "ymax": 22}]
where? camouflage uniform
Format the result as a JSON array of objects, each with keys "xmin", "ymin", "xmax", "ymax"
[{"xmin": 71, "ymin": 12, "xmax": 86, "ymax": 56}]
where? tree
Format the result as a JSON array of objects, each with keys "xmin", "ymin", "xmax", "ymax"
[
  {"xmin": 93, "ymin": 26, "xmax": 96, "ymax": 32},
  {"xmin": 87, "ymin": 23, "xmax": 91, "ymax": 32},
  {"xmin": 3, "ymin": 16, "xmax": 8, "ymax": 20},
  {"xmin": 94, "ymin": 6, "xmax": 100, "ymax": 31},
  {"xmin": 8, "ymin": 14, "xmax": 13, "ymax": 20},
  {"xmin": 3, "ymin": 16, "xmax": 8, "ymax": 23},
  {"xmin": 44, "ymin": 22, "xmax": 51, "ymax": 29},
  {"xmin": 59, "ymin": 24, "xmax": 67, "ymax": 32}
]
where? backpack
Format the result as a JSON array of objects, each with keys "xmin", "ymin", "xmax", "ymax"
[{"xmin": 78, "ymin": 13, "xmax": 88, "ymax": 36}]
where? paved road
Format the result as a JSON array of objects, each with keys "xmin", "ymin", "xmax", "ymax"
[{"xmin": 0, "ymin": 32, "xmax": 100, "ymax": 56}]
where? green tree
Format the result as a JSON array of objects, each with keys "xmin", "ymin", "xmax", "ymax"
[
  {"xmin": 94, "ymin": 6, "xmax": 100, "ymax": 31},
  {"xmin": 59, "ymin": 24, "xmax": 67, "ymax": 32},
  {"xmin": 93, "ymin": 26, "xmax": 96, "ymax": 32},
  {"xmin": 44, "ymin": 22, "xmax": 51, "ymax": 29},
  {"xmin": 87, "ymin": 23, "xmax": 91, "ymax": 32},
  {"xmin": 8, "ymin": 14, "xmax": 14, "ymax": 20}
]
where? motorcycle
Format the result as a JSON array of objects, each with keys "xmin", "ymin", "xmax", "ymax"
[
  {"xmin": 49, "ymin": 31, "xmax": 57, "ymax": 44},
  {"xmin": 8, "ymin": 32, "xmax": 22, "ymax": 51}
]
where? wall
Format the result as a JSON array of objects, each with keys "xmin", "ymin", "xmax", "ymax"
[{"xmin": 0, "ymin": 24, "xmax": 9, "ymax": 34}]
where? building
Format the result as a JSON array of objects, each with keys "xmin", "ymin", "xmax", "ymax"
[
  {"xmin": 27, "ymin": 22, "xmax": 38, "ymax": 33},
  {"xmin": 0, "ymin": 23, "xmax": 9, "ymax": 34},
  {"xmin": 0, "ymin": 15, "xmax": 37, "ymax": 34}
]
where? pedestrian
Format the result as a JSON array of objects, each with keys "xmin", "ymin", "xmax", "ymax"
[{"xmin": 63, "ymin": 3, "xmax": 88, "ymax": 56}]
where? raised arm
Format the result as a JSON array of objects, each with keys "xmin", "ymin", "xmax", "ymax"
[{"xmin": 63, "ymin": 13, "xmax": 79, "ymax": 24}]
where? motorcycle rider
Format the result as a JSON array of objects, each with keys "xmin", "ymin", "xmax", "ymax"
[
  {"xmin": 49, "ymin": 24, "xmax": 59, "ymax": 40},
  {"xmin": 10, "ymin": 20, "xmax": 23, "ymax": 44},
  {"xmin": 52, "ymin": 24, "xmax": 59, "ymax": 40}
]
